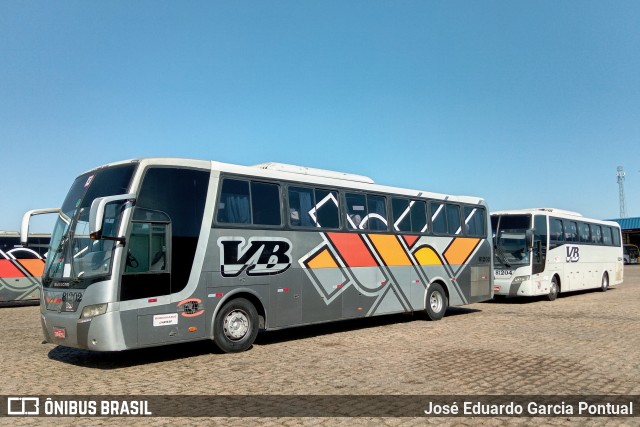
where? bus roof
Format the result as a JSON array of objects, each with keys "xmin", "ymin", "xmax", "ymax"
[
  {"xmin": 491, "ymin": 208, "xmax": 620, "ymax": 228},
  {"xmin": 253, "ymin": 162, "xmax": 374, "ymax": 184},
  {"xmin": 81, "ymin": 157, "xmax": 488, "ymax": 207},
  {"xmin": 492, "ymin": 208, "xmax": 582, "ymax": 217},
  {"xmin": 0, "ymin": 231, "xmax": 50, "ymax": 238}
]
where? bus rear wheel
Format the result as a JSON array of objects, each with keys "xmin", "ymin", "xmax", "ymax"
[
  {"xmin": 425, "ymin": 283, "xmax": 447, "ymax": 321},
  {"xmin": 213, "ymin": 298, "xmax": 259, "ymax": 353},
  {"xmin": 547, "ymin": 277, "xmax": 559, "ymax": 301},
  {"xmin": 600, "ymin": 272, "xmax": 609, "ymax": 292}
]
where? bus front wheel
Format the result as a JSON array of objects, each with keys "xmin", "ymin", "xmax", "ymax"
[
  {"xmin": 600, "ymin": 272, "xmax": 609, "ymax": 292},
  {"xmin": 213, "ymin": 298, "xmax": 259, "ymax": 353},
  {"xmin": 547, "ymin": 277, "xmax": 559, "ymax": 301},
  {"xmin": 425, "ymin": 283, "xmax": 448, "ymax": 321}
]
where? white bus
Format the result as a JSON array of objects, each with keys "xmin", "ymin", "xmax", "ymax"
[
  {"xmin": 491, "ymin": 208, "xmax": 623, "ymax": 300},
  {"xmin": 34, "ymin": 158, "xmax": 493, "ymax": 352}
]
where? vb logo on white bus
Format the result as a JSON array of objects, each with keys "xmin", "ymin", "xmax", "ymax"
[
  {"xmin": 566, "ymin": 245, "xmax": 580, "ymax": 263},
  {"xmin": 218, "ymin": 237, "xmax": 292, "ymax": 277}
]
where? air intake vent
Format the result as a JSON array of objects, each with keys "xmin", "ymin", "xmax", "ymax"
[
  {"xmin": 534, "ymin": 208, "xmax": 583, "ymax": 217},
  {"xmin": 253, "ymin": 162, "xmax": 374, "ymax": 184}
]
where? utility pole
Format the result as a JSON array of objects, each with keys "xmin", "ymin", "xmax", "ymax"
[{"xmin": 617, "ymin": 166, "xmax": 626, "ymax": 218}]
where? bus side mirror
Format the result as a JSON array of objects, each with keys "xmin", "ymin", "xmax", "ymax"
[
  {"xmin": 89, "ymin": 194, "xmax": 136, "ymax": 242},
  {"xmin": 20, "ymin": 208, "xmax": 61, "ymax": 245},
  {"xmin": 525, "ymin": 229, "xmax": 534, "ymax": 249}
]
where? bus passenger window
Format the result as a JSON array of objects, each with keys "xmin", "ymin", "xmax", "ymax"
[
  {"xmin": 550, "ymin": 219, "xmax": 564, "ymax": 242},
  {"xmin": 313, "ymin": 189, "xmax": 340, "ymax": 228},
  {"xmin": 250, "ymin": 182, "xmax": 281, "ymax": 226},
  {"xmin": 578, "ymin": 222, "xmax": 590, "ymax": 242},
  {"xmin": 346, "ymin": 193, "xmax": 367, "ymax": 230},
  {"xmin": 603, "ymin": 227, "xmax": 613, "ymax": 245},
  {"xmin": 366, "ymin": 195, "xmax": 388, "ymax": 231},
  {"xmin": 565, "ymin": 221, "xmax": 578, "ymax": 242},
  {"xmin": 464, "ymin": 206, "xmax": 485, "ymax": 237},
  {"xmin": 430, "ymin": 202, "xmax": 447, "ymax": 234},
  {"xmin": 217, "ymin": 179, "xmax": 250, "ymax": 224},
  {"xmin": 288, "ymin": 186, "xmax": 314, "ymax": 227},
  {"xmin": 410, "ymin": 201, "xmax": 427, "ymax": 233},
  {"xmin": 446, "ymin": 204, "xmax": 461, "ymax": 235},
  {"xmin": 612, "ymin": 228, "xmax": 621, "ymax": 247},
  {"xmin": 392, "ymin": 198, "xmax": 411, "ymax": 232},
  {"xmin": 591, "ymin": 225, "xmax": 603, "ymax": 244}
]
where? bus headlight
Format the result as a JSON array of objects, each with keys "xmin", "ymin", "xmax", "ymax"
[
  {"xmin": 511, "ymin": 275, "xmax": 530, "ymax": 285},
  {"xmin": 80, "ymin": 304, "xmax": 108, "ymax": 319}
]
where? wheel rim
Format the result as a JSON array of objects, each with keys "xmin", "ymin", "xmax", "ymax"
[
  {"xmin": 603, "ymin": 275, "xmax": 609, "ymax": 289},
  {"xmin": 223, "ymin": 309, "xmax": 250, "ymax": 341},
  {"xmin": 550, "ymin": 281, "xmax": 557, "ymax": 296},
  {"xmin": 430, "ymin": 290, "xmax": 443, "ymax": 312}
]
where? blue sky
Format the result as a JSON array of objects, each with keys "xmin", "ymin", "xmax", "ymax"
[{"xmin": 1, "ymin": 1, "xmax": 639, "ymax": 232}]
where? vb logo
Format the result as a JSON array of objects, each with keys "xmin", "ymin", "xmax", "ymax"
[
  {"xmin": 566, "ymin": 245, "xmax": 580, "ymax": 263},
  {"xmin": 218, "ymin": 237, "xmax": 292, "ymax": 277}
]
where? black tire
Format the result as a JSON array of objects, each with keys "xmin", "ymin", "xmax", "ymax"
[
  {"xmin": 547, "ymin": 276, "xmax": 559, "ymax": 301},
  {"xmin": 600, "ymin": 272, "xmax": 609, "ymax": 292},
  {"xmin": 425, "ymin": 283, "xmax": 448, "ymax": 321},
  {"xmin": 213, "ymin": 298, "xmax": 259, "ymax": 353}
]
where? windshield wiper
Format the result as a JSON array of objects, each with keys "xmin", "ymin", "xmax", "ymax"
[
  {"xmin": 45, "ymin": 233, "xmax": 70, "ymax": 278},
  {"xmin": 494, "ymin": 245, "xmax": 511, "ymax": 268}
]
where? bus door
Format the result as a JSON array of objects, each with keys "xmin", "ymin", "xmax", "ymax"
[
  {"xmin": 119, "ymin": 209, "xmax": 182, "ymax": 346},
  {"xmin": 547, "ymin": 217, "xmax": 565, "ymax": 285},
  {"xmin": 532, "ymin": 215, "xmax": 547, "ymax": 276},
  {"xmin": 122, "ymin": 208, "xmax": 171, "ymax": 299}
]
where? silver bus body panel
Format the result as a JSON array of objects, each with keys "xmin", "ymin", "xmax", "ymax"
[
  {"xmin": 1, "ymin": 276, "xmax": 41, "ymax": 304},
  {"xmin": 41, "ymin": 306, "xmax": 128, "ymax": 351}
]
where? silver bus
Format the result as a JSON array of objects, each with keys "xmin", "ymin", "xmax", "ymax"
[{"xmin": 36, "ymin": 158, "xmax": 493, "ymax": 352}]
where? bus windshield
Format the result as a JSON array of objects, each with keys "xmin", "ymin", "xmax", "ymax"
[
  {"xmin": 493, "ymin": 214, "xmax": 531, "ymax": 268},
  {"xmin": 43, "ymin": 164, "xmax": 137, "ymax": 289}
]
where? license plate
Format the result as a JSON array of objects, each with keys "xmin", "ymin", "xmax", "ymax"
[
  {"xmin": 495, "ymin": 270, "xmax": 513, "ymax": 276},
  {"xmin": 53, "ymin": 327, "xmax": 66, "ymax": 339}
]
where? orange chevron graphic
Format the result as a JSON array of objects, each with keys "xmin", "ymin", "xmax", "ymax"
[
  {"xmin": 0, "ymin": 260, "xmax": 24, "ymax": 278},
  {"xmin": 306, "ymin": 248, "xmax": 339, "ymax": 269},
  {"xmin": 16, "ymin": 259, "xmax": 46, "ymax": 277},
  {"xmin": 368, "ymin": 234, "xmax": 412, "ymax": 266},
  {"xmin": 326, "ymin": 233, "xmax": 378, "ymax": 267},
  {"xmin": 444, "ymin": 238, "xmax": 480, "ymax": 265},
  {"xmin": 402, "ymin": 235, "xmax": 420, "ymax": 248}
]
